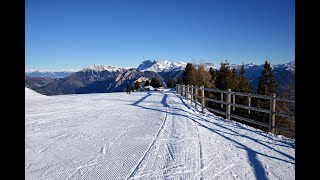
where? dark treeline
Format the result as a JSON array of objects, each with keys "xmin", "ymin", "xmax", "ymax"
[{"xmin": 180, "ymin": 60, "xmax": 295, "ymax": 138}]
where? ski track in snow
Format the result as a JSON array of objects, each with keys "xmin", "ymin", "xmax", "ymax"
[{"xmin": 26, "ymin": 90, "xmax": 295, "ymax": 180}]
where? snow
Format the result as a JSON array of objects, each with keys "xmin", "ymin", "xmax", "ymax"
[
  {"xmin": 26, "ymin": 91, "xmax": 295, "ymax": 179},
  {"xmin": 25, "ymin": 87, "xmax": 46, "ymax": 99},
  {"xmin": 25, "ymin": 69, "xmax": 80, "ymax": 73},
  {"xmin": 137, "ymin": 60, "xmax": 187, "ymax": 72},
  {"xmin": 144, "ymin": 85, "xmax": 154, "ymax": 91},
  {"xmin": 80, "ymin": 64, "xmax": 126, "ymax": 73}
]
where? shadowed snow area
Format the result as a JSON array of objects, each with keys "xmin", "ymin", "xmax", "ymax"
[{"xmin": 25, "ymin": 91, "xmax": 295, "ymax": 180}]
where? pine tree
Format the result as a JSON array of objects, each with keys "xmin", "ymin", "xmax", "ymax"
[
  {"xmin": 234, "ymin": 64, "xmax": 252, "ymax": 118},
  {"xmin": 240, "ymin": 63, "xmax": 246, "ymax": 79},
  {"xmin": 231, "ymin": 67, "xmax": 238, "ymax": 90},
  {"xmin": 209, "ymin": 67, "xmax": 216, "ymax": 87},
  {"xmin": 150, "ymin": 77, "xmax": 162, "ymax": 88},
  {"xmin": 257, "ymin": 60, "xmax": 278, "ymax": 96},
  {"xmin": 182, "ymin": 63, "xmax": 197, "ymax": 85},
  {"xmin": 236, "ymin": 64, "xmax": 252, "ymax": 93},
  {"xmin": 195, "ymin": 64, "xmax": 213, "ymax": 87},
  {"xmin": 144, "ymin": 80, "xmax": 150, "ymax": 86},
  {"xmin": 166, "ymin": 77, "xmax": 175, "ymax": 88},
  {"xmin": 215, "ymin": 62, "xmax": 232, "ymax": 90},
  {"xmin": 254, "ymin": 61, "xmax": 279, "ymax": 130}
]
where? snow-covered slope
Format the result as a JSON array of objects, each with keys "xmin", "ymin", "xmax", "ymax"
[
  {"xmin": 137, "ymin": 60, "xmax": 188, "ymax": 72},
  {"xmin": 230, "ymin": 61, "xmax": 295, "ymax": 71},
  {"xmin": 26, "ymin": 91, "xmax": 294, "ymax": 179},
  {"xmin": 25, "ymin": 87, "xmax": 46, "ymax": 98}
]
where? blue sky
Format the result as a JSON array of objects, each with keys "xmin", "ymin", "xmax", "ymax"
[{"xmin": 26, "ymin": 0, "xmax": 295, "ymax": 71}]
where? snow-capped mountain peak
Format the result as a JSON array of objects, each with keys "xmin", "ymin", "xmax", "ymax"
[
  {"xmin": 272, "ymin": 61, "xmax": 295, "ymax": 72},
  {"xmin": 25, "ymin": 68, "xmax": 80, "ymax": 73},
  {"xmin": 137, "ymin": 60, "xmax": 187, "ymax": 72},
  {"xmin": 81, "ymin": 64, "xmax": 125, "ymax": 72}
]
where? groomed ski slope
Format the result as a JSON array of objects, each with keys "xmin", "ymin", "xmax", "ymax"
[{"xmin": 25, "ymin": 88, "xmax": 295, "ymax": 179}]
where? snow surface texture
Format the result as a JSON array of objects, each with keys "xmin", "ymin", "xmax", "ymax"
[
  {"xmin": 25, "ymin": 87, "xmax": 46, "ymax": 99},
  {"xmin": 26, "ymin": 91, "xmax": 295, "ymax": 179}
]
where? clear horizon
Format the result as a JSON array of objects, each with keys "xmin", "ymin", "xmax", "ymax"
[{"xmin": 26, "ymin": 0, "xmax": 295, "ymax": 71}]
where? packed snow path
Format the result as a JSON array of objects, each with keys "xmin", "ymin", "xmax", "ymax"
[{"xmin": 25, "ymin": 89, "xmax": 295, "ymax": 179}]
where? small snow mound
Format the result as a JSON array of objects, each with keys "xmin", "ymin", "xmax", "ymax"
[{"xmin": 25, "ymin": 87, "xmax": 45, "ymax": 98}]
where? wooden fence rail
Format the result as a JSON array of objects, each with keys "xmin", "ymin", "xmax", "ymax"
[{"xmin": 175, "ymin": 84, "xmax": 295, "ymax": 135}]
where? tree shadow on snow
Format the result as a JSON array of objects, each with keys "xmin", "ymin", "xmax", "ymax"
[
  {"xmin": 131, "ymin": 92, "xmax": 152, "ymax": 106},
  {"xmin": 174, "ymin": 94, "xmax": 295, "ymax": 149},
  {"xmin": 130, "ymin": 92, "xmax": 294, "ymax": 180}
]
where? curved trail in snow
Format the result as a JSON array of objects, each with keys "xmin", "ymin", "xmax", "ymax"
[
  {"xmin": 126, "ymin": 104, "xmax": 169, "ymax": 179},
  {"xmin": 25, "ymin": 91, "xmax": 295, "ymax": 180}
]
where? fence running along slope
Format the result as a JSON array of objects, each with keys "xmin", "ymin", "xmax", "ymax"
[{"xmin": 176, "ymin": 84, "xmax": 295, "ymax": 136}]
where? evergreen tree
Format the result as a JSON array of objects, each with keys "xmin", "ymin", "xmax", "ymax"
[
  {"xmin": 182, "ymin": 63, "xmax": 197, "ymax": 85},
  {"xmin": 240, "ymin": 63, "xmax": 246, "ymax": 79},
  {"xmin": 196, "ymin": 64, "xmax": 213, "ymax": 87},
  {"xmin": 236, "ymin": 64, "xmax": 252, "ymax": 93},
  {"xmin": 257, "ymin": 60, "xmax": 278, "ymax": 95},
  {"xmin": 254, "ymin": 61, "xmax": 279, "ymax": 130},
  {"xmin": 209, "ymin": 67, "xmax": 216, "ymax": 87},
  {"xmin": 166, "ymin": 77, "xmax": 175, "ymax": 88},
  {"xmin": 234, "ymin": 64, "xmax": 252, "ymax": 118},
  {"xmin": 144, "ymin": 80, "xmax": 150, "ymax": 86},
  {"xmin": 150, "ymin": 77, "xmax": 162, "ymax": 88},
  {"xmin": 215, "ymin": 62, "xmax": 232, "ymax": 90},
  {"xmin": 231, "ymin": 67, "xmax": 238, "ymax": 90}
]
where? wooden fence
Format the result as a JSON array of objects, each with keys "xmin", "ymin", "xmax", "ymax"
[{"xmin": 176, "ymin": 84, "xmax": 295, "ymax": 135}]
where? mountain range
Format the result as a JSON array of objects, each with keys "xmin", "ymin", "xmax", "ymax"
[{"xmin": 25, "ymin": 60, "xmax": 295, "ymax": 95}]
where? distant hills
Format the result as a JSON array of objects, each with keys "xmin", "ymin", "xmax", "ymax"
[{"xmin": 25, "ymin": 60, "xmax": 294, "ymax": 95}]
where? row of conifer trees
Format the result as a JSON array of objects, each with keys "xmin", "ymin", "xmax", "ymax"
[{"xmin": 177, "ymin": 60, "xmax": 295, "ymax": 138}]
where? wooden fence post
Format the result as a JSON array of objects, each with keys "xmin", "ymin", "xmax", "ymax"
[
  {"xmin": 195, "ymin": 85, "xmax": 198, "ymax": 108},
  {"xmin": 201, "ymin": 86, "xmax": 205, "ymax": 113},
  {"xmin": 191, "ymin": 85, "xmax": 193, "ymax": 103},
  {"xmin": 182, "ymin": 85, "xmax": 185, "ymax": 97},
  {"xmin": 186, "ymin": 85, "xmax": 189, "ymax": 101},
  {"xmin": 226, "ymin": 89, "xmax": 231, "ymax": 120},
  {"xmin": 185, "ymin": 85, "xmax": 187, "ymax": 99},
  {"xmin": 176, "ymin": 84, "xmax": 179, "ymax": 94},
  {"xmin": 232, "ymin": 93, "xmax": 235, "ymax": 111},
  {"xmin": 181, "ymin": 85, "xmax": 183, "ymax": 96},
  {"xmin": 269, "ymin": 93, "xmax": 276, "ymax": 134},
  {"xmin": 248, "ymin": 95, "xmax": 251, "ymax": 114},
  {"xmin": 221, "ymin": 91, "xmax": 223, "ymax": 108}
]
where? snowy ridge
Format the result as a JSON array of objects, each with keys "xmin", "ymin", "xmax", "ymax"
[
  {"xmin": 25, "ymin": 69, "xmax": 80, "ymax": 73},
  {"xmin": 228, "ymin": 61, "xmax": 295, "ymax": 71},
  {"xmin": 137, "ymin": 60, "xmax": 187, "ymax": 72},
  {"xmin": 273, "ymin": 61, "xmax": 295, "ymax": 72},
  {"xmin": 80, "ymin": 64, "xmax": 126, "ymax": 72},
  {"xmin": 26, "ymin": 60, "xmax": 294, "ymax": 75},
  {"xmin": 195, "ymin": 62, "xmax": 217, "ymax": 70}
]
